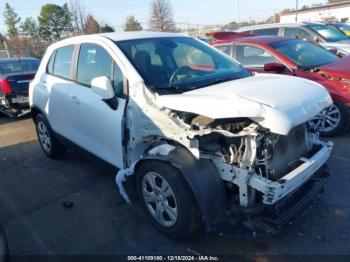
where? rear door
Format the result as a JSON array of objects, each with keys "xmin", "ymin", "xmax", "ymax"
[
  {"xmin": 64, "ymin": 43, "xmax": 126, "ymax": 168},
  {"xmin": 44, "ymin": 44, "xmax": 77, "ymax": 137}
]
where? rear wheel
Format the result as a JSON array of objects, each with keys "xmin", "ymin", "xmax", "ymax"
[
  {"xmin": 310, "ymin": 100, "xmax": 349, "ymax": 137},
  {"xmin": 35, "ymin": 114, "xmax": 66, "ymax": 158},
  {"xmin": 136, "ymin": 160, "xmax": 200, "ymax": 239}
]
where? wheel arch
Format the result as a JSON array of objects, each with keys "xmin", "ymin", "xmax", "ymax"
[{"xmin": 134, "ymin": 145, "xmax": 226, "ymax": 231}]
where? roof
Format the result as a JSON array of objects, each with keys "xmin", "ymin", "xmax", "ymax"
[
  {"xmin": 282, "ymin": 1, "xmax": 350, "ymax": 16},
  {"xmin": 97, "ymin": 31, "xmax": 187, "ymax": 42},
  {"xmin": 47, "ymin": 31, "xmax": 190, "ymax": 50},
  {"xmin": 236, "ymin": 22, "xmax": 323, "ymax": 32},
  {"xmin": 212, "ymin": 35, "xmax": 292, "ymax": 45}
]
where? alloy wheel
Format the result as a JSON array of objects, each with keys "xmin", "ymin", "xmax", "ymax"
[
  {"xmin": 37, "ymin": 121, "xmax": 52, "ymax": 153},
  {"xmin": 310, "ymin": 104, "xmax": 341, "ymax": 132}
]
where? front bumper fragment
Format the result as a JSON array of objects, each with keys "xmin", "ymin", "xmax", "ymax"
[
  {"xmin": 249, "ymin": 141, "xmax": 333, "ymax": 205},
  {"xmin": 212, "ymin": 164, "xmax": 330, "ymax": 237}
]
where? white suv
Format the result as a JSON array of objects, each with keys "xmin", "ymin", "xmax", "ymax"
[{"xmin": 30, "ymin": 32, "xmax": 333, "ymax": 238}]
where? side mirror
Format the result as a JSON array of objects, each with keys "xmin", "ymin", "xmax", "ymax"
[
  {"xmin": 264, "ymin": 62, "xmax": 286, "ymax": 72},
  {"xmin": 91, "ymin": 76, "xmax": 115, "ymax": 99}
]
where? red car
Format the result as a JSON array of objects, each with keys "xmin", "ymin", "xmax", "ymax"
[{"xmin": 210, "ymin": 33, "xmax": 350, "ymax": 136}]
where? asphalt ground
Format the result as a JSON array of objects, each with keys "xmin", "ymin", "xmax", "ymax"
[{"xmin": 0, "ymin": 114, "xmax": 349, "ymax": 260}]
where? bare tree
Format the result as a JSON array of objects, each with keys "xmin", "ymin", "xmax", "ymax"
[
  {"xmin": 69, "ymin": 0, "xmax": 86, "ymax": 34},
  {"xmin": 84, "ymin": 15, "xmax": 100, "ymax": 34},
  {"xmin": 149, "ymin": 0, "xmax": 176, "ymax": 32}
]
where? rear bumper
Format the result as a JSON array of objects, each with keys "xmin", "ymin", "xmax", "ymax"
[
  {"xmin": 0, "ymin": 94, "xmax": 29, "ymax": 116},
  {"xmin": 212, "ymin": 165, "xmax": 330, "ymax": 237}
]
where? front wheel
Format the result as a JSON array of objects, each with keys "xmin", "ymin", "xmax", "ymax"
[
  {"xmin": 309, "ymin": 100, "xmax": 349, "ymax": 137},
  {"xmin": 136, "ymin": 160, "xmax": 200, "ymax": 239}
]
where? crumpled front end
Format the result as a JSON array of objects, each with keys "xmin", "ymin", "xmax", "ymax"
[{"xmin": 122, "ymin": 81, "xmax": 333, "ymax": 236}]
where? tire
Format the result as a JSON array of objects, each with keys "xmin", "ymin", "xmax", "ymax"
[
  {"xmin": 136, "ymin": 160, "xmax": 200, "ymax": 239},
  {"xmin": 310, "ymin": 100, "xmax": 349, "ymax": 137},
  {"xmin": 35, "ymin": 114, "xmax": 66, "ymax": 159}
]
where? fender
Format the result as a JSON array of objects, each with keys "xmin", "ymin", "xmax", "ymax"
[{"xmin": 135, "ymin": 146, "xmax": 226, "ymax": 231}]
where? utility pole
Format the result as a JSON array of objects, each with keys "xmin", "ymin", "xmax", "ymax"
[
  {"xmin": 295, "ymin": 0, "xmax": 299, "ymax": 22},
  {"xmin": 237, "ymin": 0, "xmax": 240, "ymax": 24}
]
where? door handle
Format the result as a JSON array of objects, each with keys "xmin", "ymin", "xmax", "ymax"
[{"xmin": 70, "ymin": 95, "xmax": 80, "ymax": 104}]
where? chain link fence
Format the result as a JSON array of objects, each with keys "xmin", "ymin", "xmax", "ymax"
[{"xmin": 0, "ymin": 46, "xmax": 48, "ymax": 59}]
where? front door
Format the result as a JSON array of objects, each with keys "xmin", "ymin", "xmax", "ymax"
[{"xmin": 65, "ymin": 43, "xmax": 126, "ymax": 168}]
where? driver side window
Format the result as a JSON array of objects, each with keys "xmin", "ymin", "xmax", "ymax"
[
  {"xmin": 235, "ymin": 45, "xmax": 279, "ymax": 68},
  {"xmin": 77, "ymin": 43, "xmax": 124, "ymax": 96}
]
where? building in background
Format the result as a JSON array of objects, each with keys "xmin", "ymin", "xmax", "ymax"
[{"xmin": 281, "ymin": 1, "xmax": 350, "ymax": 23}]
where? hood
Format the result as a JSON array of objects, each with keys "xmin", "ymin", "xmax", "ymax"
[
  {"xmin": 317, "ymin": 56, "xmax": 350, "ymax": 79},
  {"xmin": 157, "ymin": 74, "xmax": 332, "ymax": 135}
]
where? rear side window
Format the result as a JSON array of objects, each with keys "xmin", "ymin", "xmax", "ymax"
[
  {"xmin": 284, "ymin": 28, "xmax": 314, "ymax": 41},
  {"xmin": 252, "ymin": 28, "xmax": 279, "ymax": 36},
  {"xmin": 52, "ymin": 45, "xmax": 74, "ymax": 79}
]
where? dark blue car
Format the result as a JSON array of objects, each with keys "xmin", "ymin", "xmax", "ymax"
[{"xmin": 0, "ymin": 57, "xmax": 39, "ymax": 117}]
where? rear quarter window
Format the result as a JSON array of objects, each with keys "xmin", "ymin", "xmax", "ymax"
[{"xmin": 52, "ymin": 45, "xmax": 74, "ymax": 79}]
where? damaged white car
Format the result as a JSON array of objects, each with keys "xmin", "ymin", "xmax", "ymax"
[{"xmin": 29, "ymin": 32, "xmax": 333, "ymax": 238}]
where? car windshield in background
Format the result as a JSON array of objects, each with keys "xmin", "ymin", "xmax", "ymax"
[
  {"xmin": 116, "ymin": 37, "xmax": 251, "ymax": 91},
  {"xmin": 307, "ymin": 24, "xmax": 348, "ymax": 42},
  {"xmin": 270, "ymin": 39, "xmax": 340, "ymax": 69},
  {"xmin": 0, "ymin": 59, "xmax": 39, "ymax": 75},
  {"xmin": 337, "ymin": 23, "xmax": 350, "ymax": 36}
]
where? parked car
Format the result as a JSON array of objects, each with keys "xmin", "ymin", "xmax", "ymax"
[
  {"xmin": 30, "ymin": 32, "xmax": 333, "ymax": 238},
  {"xmin": 236, "ymin": 22, "xmax": 350, "ymax": 54},
  {"xmin": 0, "ymin": 57, "xmax": 40, "ymax": 117},
  {"xmin": 210, "ymin": 34, "xmax": 350, "ymax": 136},
  {"xmin": 326, "ymin": 22, "xmax": 350, "ymax": 37}
]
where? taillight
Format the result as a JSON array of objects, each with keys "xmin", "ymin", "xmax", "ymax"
[{"xmin": 0, "ymin": 78, "xmax": 12, "ymax": 94}]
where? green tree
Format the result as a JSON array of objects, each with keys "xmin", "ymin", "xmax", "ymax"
[
  {"xmin": 100, "ymin": 24, "xmax": 115, "ymax": 32},
  {"xmin": 38, "ymin": 3, "xmax": 72, "ymax": 42},
  {"xmin": 3, "ymin": 3, "xmax": 21, "ymax": 36},
  {"xmin": 124, "ymin": 16, "xmax": 142, "ymax": 31},
  {"xmin": 21, "ymin": 17, "xmax": 39, "ymax": 38}
]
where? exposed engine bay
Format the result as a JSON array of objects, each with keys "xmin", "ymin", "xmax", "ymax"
[
  {"xmin": 178, "ymin": 112, "xmax": 317, "ymax": 181},
  {"xmin": 164, "ymin": 110, "xmax": 331, "ymax": 210}
]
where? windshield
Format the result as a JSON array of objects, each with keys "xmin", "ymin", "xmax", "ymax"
[
  {"xmin": 337, "ymin": 23, "xmax": 350, "ymax": 36},
  {"xmin": 270, "ymin": 39, "xmax": 340, "ymax": 69},
  {"xmin": 0, "ymin": 59, "xmax": 39, "ymax": 75},
  {"xmin": 116, "ymin": 37, "xmax": 250, "ymax": 91},
  {"xmin": 307, "ymin": 24, "xmax": 348, "ymax": 42}
]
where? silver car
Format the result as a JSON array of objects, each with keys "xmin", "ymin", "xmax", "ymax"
[{"xmin": 237, "ymin": 22, "xmax": 350, "ymax": 54}]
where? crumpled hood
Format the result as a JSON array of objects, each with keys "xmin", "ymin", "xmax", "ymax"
[
  {"xmin": 157, "ymin": 74, "xmax": 332, "ymax": 135},
  {"xmin": 317, "ymin": 56, "xmax": 350, "ymax": 79}
]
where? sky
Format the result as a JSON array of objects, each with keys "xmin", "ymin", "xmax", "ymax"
[{"xmin": 0, "ymin": 0, "xmax": 328, "ymax": 33}]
